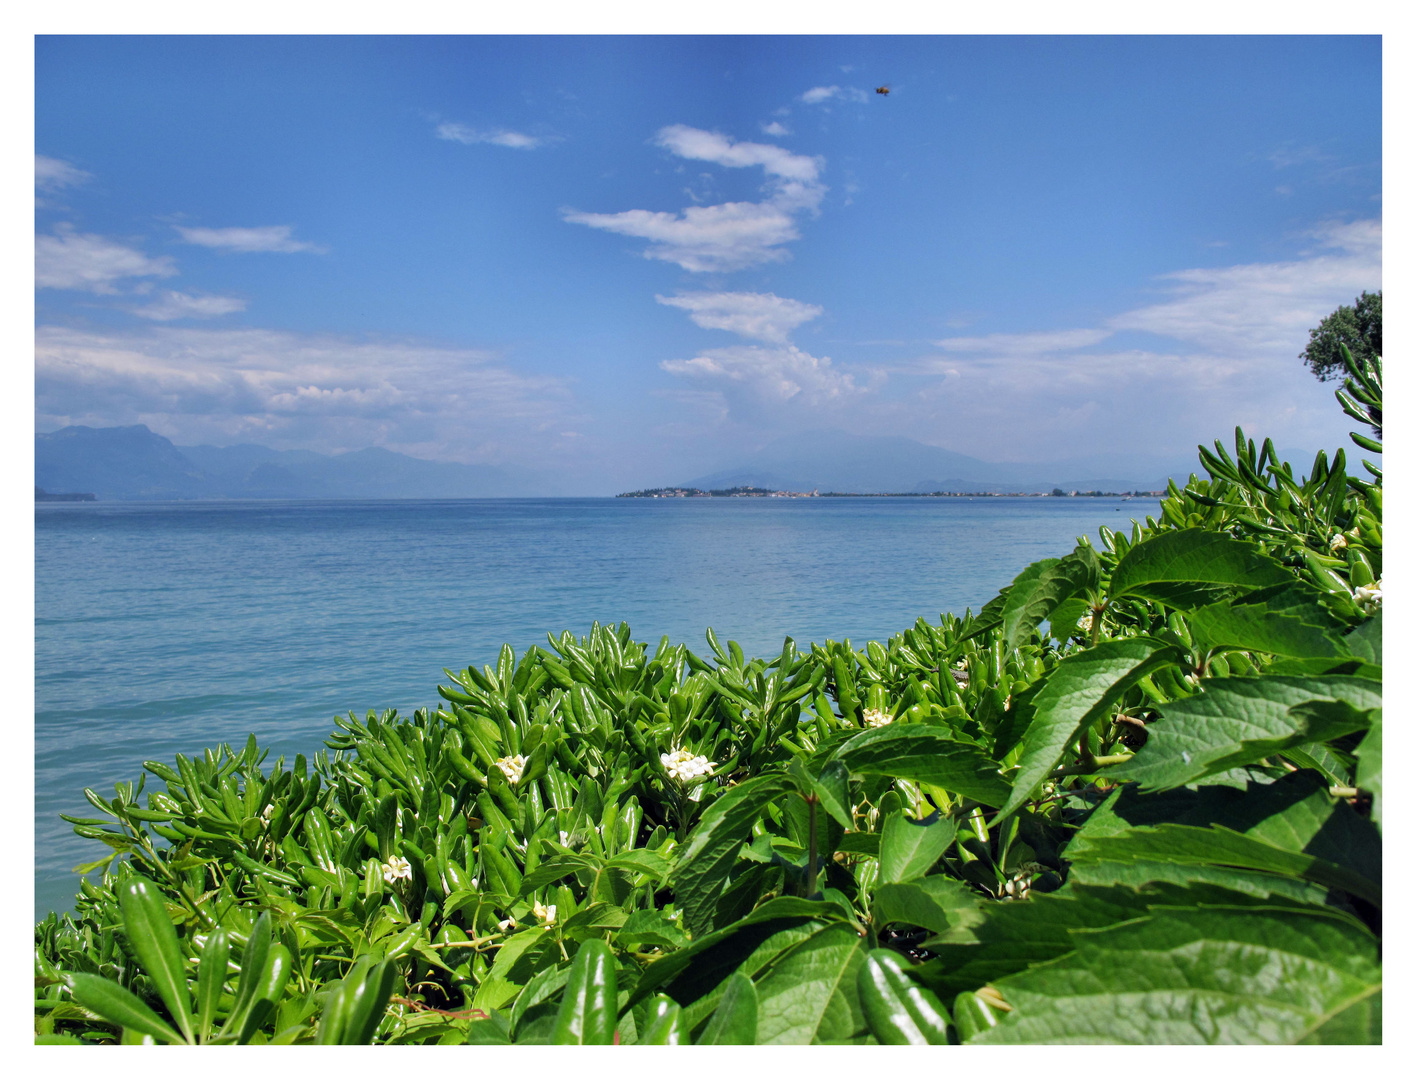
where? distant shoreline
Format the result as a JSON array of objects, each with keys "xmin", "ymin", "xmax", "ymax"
[{"xmin": 617, "ymin": 485, "xmax": 1166, "ymax": 499}]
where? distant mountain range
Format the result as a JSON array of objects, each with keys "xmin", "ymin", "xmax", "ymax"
[
  {"xmin": 681, "ymin": 430, "xmax": 1205, "ymax": 495},
  {"xmin": 35, "ymin": 425, "xmax": 554, "ymax": 500}
]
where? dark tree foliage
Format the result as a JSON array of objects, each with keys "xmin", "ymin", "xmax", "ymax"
[{"xmin": 1301, "ymin": 290, "xmax": 1381, "ymax": 382}]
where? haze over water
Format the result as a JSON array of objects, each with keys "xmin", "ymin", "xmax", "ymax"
[{"xmin": 35, "ymin": 495, "xmax": 1155, "ymax": 919}]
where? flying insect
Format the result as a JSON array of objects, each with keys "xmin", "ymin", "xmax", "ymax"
[{"xmin": 876, "ymin": 85, "xmax": 890, "ymax": 95}]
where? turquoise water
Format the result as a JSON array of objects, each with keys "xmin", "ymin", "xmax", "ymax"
[{"xmin": 34, "ymin": 495, "xmax": 1157, "ymax": 919}]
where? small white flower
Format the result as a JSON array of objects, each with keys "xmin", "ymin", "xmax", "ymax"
[
  {"xmin": 495, "ymin": 754, "xmax": 527, "ymax": 785},
  {"xmin": 381, "ymin": 855, "xmax": 413, "ymax": 885},
  {"xmin": 1329, "ymin": 533, "xmax": 1349, "ymax": 552},
  {"xmin": 862, "ymin": 708, "xmax": 892, "ymax": 728},
  {"xmin": 259, "ymin": 804, "xmax": 274, "ymax": 823},
  {"xmin": 1077, "ymin": 614, "xmax": 1094, "ymax": 633},
  {"xmin": 559, "ymin": 830, "xmax": 571, "ymax": 846},
  {"xmin": 533, "ymin": 901, "xmax": 557, "ymax": 925},
  {"xmin": 660, "ymin": 748, "xmax": 716, "ymax": 783},
  {"xmin": 1354, "ymin": 579, "xmax": 1383, "ymax": 615},
  {"xmin": 497, "ymin": 917, "xmax": 517, "ymax": 932}
]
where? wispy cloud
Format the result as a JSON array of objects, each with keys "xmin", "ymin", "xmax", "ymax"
[
  {"xmin": 934, "ymin": 328, "xmax": 1113, "ymax": 354},
  {"xmin": 435, "ymin": 121, "xmax": 552, "ymax": 149},
  {"xmin": 563, "ymin": 125, "xmax": 825, "ymax": 272},
  {"xmin": 799, "ymin": 85, "xmax": 869, "ymax": 105},
  {"xmin": 131, "ymin": 290, "xmax": 247, "ymax": 321},
  {"xmin": 36, "ymin": 225, "xmax": 177, "ymax": 293},
  {"xmin": 657, "ymin": 291, "xmax": 822, "ymax": 343},
  {"xmin": 35, "ymin": 325, "xmax": 575, "ymax": 465},
  {"xmin": 175, "ymin": 225, "xmax": 327, "ymax": 254},
  {"xmin": 35, "ymin": 154, "xmax": 91, "ymax": 192},
  {"xmin": 760, "ymin": 121, "xmax": 790, "ymax": 137}
]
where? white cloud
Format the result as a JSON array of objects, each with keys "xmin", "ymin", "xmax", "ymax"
[
  {"xmin": 660, "ymin": 344, "xmax": 862, "ymax": 411},
  {"xmin": 1107, "ymin": 218, "xmax": 1381, "ymax": 355},
  {"xmin": 934, "ymin": 328, "xmax": 1114, "ymax": 354},
  {"xmin": 35, "ymin": 155, "xmax": 91, "ymax": 191},
  {"xmin": 36, "ymin": 225, "xmax": 177, "ymax": 293},
  {"xmin": 657, "ymin": 291, "xmax": 822, "ymax": 343},
  {"xmin": 799, "ymin": 85, "xmax": 869, "ymax": 105},
  {"xmin": 564, "ymin": 125, "xmax": 826, "ymax": 272},
  {"xmin": 131, "ymin": 291, "xmax": 247, "ymax": 321},
  {"xmin": 35, "ymin": 325, "xmax": 575, "ymax": 465},
  {"xmin": 760, "ymin": 121, "xmax": 790, "ymax": 137},
  {"xmin": 175, "ymin": 225, "xmax": 326, "ymax": 254},
  {"xmin": 435, "ymin": 121, "xmax": 552, "ymax": 149}
]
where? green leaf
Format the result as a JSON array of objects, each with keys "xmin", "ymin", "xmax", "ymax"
[
  {"xmin": 996, "ymin": 638, "xmax": 1182, "ymax": 822},
  {"xmin": 696, "ymin": 971, "xmax": 758, "ymax": 1044},
  {"xmin": 833, "ymin": 832, "xmax": 880, "ymax": 858},
  {"xmin": 835, "ymin": 726, "xmax": 1011, "ymax": 807},
  {"xmin": 117, "ymin": 876, "xmax": 194, "ymax": 1043},
  {"xmin": 754, "ymin": 921, "xmax": 869, "ymax": 1044},
  {"xmin": 550, "ymin": 939, "xmax": 617, "ymax": 1045},
  {"xmin": 622, "ymin": 897, "xmax": 840, "ymax": 1014},
  {"xmin": 1001, "ymin": 548, "xmax": 1099, "ymax": 651},
  {"xmin": 195, "ymin": 929, "xmax": 230, "ymax": 1044},
  {"xmin": 639, "ymin": 995, "xmax": 690, "ymax": 1044},
  {"xmin": 64, "ymin": 971, "xmax": 187, "ymax": 1045},
  {"xmin": 810, "ymin": 760, "xmax": 853, "ymax": 830},
  {"xmin": 878, "ymin": 811, "xmax": 957, "ymax": 883},
  {"xmin": 1187, "ymin": 586, "xmax": 1351, "ymax": 659},
  {"xmin": 1109, "ymin": 528, "xmax": 1294, "ymax": 608},
  {"xmin": 1114, "ymin": 676, "xmax": 1381, "ymax": 791},
  {"xmin": 872, "ymin": 875, "xmax": 982, "ymax": 935},
  {"xmin": 1354, "ymin": 709, "xmax": 1381, "ymax": 831},
  {"xmin": 857, "ymin": 949, "xmax": 951, "ymax": 1045},
  {"xmin": 1297, "ymin": 988, "xmax": 1382, "ymax": 1043},
  {"xmin": 971, "ymin": 906, "xmax": 1380, "ymax": 1044},
  {"xmin": 1343, "ymin": 611, "xmax": 1381, "ymax": 665},
  {"xmin": 668, "ymin": 774, "xmax": 795, "ymax": 939}
]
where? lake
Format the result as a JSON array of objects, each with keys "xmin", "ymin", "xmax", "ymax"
[{"xmin": 34, "ymin": 494, "xmax": 1158, "ymax": 919}]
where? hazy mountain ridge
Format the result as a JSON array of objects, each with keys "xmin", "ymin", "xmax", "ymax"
[
  {"xmin": 35, "ymin": 425, "xmax": 555, "ymax": 500},
  {"xmin": 683, "ymin": 431, "xmax": 1202, "ymax": 494}
]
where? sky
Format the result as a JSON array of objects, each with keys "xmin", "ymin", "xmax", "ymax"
[{"xmin": 34, "ymin": 34, "xmax": 1382, "ymax": 493}]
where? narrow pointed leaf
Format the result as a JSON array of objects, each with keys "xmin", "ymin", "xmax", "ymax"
[
  {"xmin": 117, "ymin": 876, "xmax": 194, "ymax": 1043},
  {"xmin": 857, "ymin": 949, "xmax": 951, "ymax": 1044},
  {"xmin": 64, "ymin": 971, "xmax": 187, "ymax": 1045},
  {"xmin": 550, "ymin": 939, "xmax": 617, "ymax": 1044}
]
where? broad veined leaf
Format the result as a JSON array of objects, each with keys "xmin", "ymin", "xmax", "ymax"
[
  {"xmin": 1296, "ymin": 990, "xmax": 1382, "ymax": 1044},
  {"xmin": 835, "ymin": 726, "xmax": 1011, "ymax": 807},
  {"xmin": 1000, "ymin": 547, "xmax": 1100, "ymax": 650},
  {"xmin": 995, "ymin": 638, "xmax": 1183, "ymax": 822},
  {"xmin": 621, "ymin": 897, "xmax": 843, "ymax": 1014},
  {"xmin": 1187, "ymin": 589, "xmax": 1351, "ymax": 659},
  {"xmin": 912, "ymin": 888, "xmax": 1150, "ymax": 999},
  {"xmin": 1113, "ymin": 675, "xmax": 1381, "ymax": 791},
  {"xmin": 1109, "ymin": 528, "xmax": 1294, "ymax": 608},
  {"xmin": 878, "ymin": 811, "xmax": 958, "ymax": 883},
  {"xmin": 754, "ymin": 921, "xmax": 870, "ymax": 1044},
  {"xmin": 696, "ymin": 972, "xmax": 758, "ymax": 1044},
  {"xmin": 668, "ymin": 774, "xmax": 795, "ymax": 939},
  {"xmin": 1342, "ymin": 610, "xmax": 1381, "ymax": 665},
  {"xmin": 970, "ymin": 906, "xmax": 1381, "ymax": 1044},
  {"xmin": 1354, "ymin": 709, "xmax": 1381, "ymax": 831},
  {"xmin": 872, "ymin": 874, "xmax": 982, "ymax": 934},
  {"xmin": 1067, "ymin": 822, "xmax": 1379, "ymax": 906}
]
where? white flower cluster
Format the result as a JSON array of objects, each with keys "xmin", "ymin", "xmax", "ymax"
[
  {"xmin": 495, "ymin": 754, "xmax": 527, "ymax": 784},
  {"xmin": 1355, "ymin": 579, "xmax": 1383, "ymax": 615},
  {"xmin": 533, "ymin": 900, "xmax": 557, "ymax": 925},
  {"xmin": 381, "ymin": 855, "xmax": 413, "ymax": 884},
  {"xmin": 1076, "ymin": 614, "xmax": 1094, "ymax": 633},
  {"xmin": 661, "ymin": 748, "xmax": 715, "ymax": 783},
  {"xmin": 862, "ymin": 708, "xmax": 893, "ymax": 728},
  {"xmin": 1329, "ymin": 533, "xmax": 1349, "ymax": 552}
]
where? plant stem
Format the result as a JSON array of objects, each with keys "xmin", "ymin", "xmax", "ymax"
[
  {"xmin": 805, "ymin": 795, "xmax": 818, "ymax": 897},
  {"xmin": 1048, "ymin": 753, "xmax": 1133, "ymax": 779}
]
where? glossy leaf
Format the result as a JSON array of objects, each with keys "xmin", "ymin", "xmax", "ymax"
[
  {"xmin": 550, "ymin": 939, "xmax": 617, "ymax": 1045},
  {"xmin": 878, "ymin": 810, "xmax": 957, "ymax": 883},
  {"xmin": 64, "ymin": 971, "xmax": 187, "ymax": 1045},
  {"xmin": 639, "ymin": 995, "xmax": 690, "ymax": 1044},
  {"xmin": 857, "ymin": 949, "xmax": 951, "ymax": 1044},
  {"xmin": 117, "ymin": 875, "xmax": 194, "ymax": 1043}
]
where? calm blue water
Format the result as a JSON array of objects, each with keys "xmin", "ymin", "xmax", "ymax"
[{"xmin": 35, "ymin": 495, "xmax": 1157, "ymax": 919}]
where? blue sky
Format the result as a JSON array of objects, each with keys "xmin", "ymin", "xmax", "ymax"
[{"xmin": 35, "ymin": 35, "xmax": 1381, "ymax": 492}]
